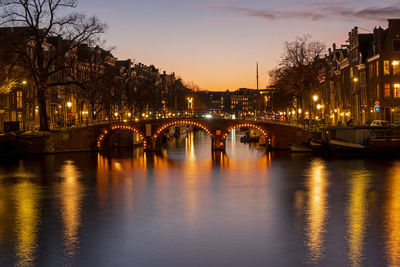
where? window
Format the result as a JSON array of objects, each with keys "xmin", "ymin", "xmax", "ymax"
[
  {"xmin": 395, "ymin": 84, "xmax": 400, "ymax": 98},
  {"xmin": 384, "ymin": 61, "xmax": 390, "ymax": 75},
  {"xmin": 385, "ymin": 83, "xmax": 391, "ymax": 97},
  {"xmin": 369, "ymin": 64, "xmax": 374, "ymax": 78},
  {"xmin": 16, "ymin": 91, "xmax": 22, "ymax": 108},
  {"xmin": 376, "ymin": 61, "xmax": 379, "ymax": 76},
  {"xmin": 377, "ymin": 84, "xmax": 380, "ymax": 99},
  {"xmin": 394, "ymin": 63, "xmax": 400, "ymax": 75},
  {"xmin": 394, "ymin": 39, "xmax": 400, "ymax": 51}
]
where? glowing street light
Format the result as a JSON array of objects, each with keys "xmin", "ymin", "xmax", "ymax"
[
  {"xmin": 393, "ymin": 60, "xmax": 399, "ymax": 66},
  {"xmin": 21, "ymin": 80, "xmax": 27, "ymax": 85},
  {"xmin": 317, "ymin": 104, "xmax": 321, "ymax": 110},
  {"xmin": 298, "ymin": 108, "xmax": 302, "ymax": 114},
  {"xmin": 66, "ymin": 101, "xmax": 72, "ymax": 108},
  {"xmin": 313, "ymin": 95, "xmax": 318, "ymax": 102},
  {"xmin": 353, "ymin": 77, "xmax": 359, "ymax": 82}
]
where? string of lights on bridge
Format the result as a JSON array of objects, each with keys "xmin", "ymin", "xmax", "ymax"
[
  {"xmin": 223, "ymin": 123, "xmax": 269, "ymax": 139},
  {"xmin": 154, "ymin": 120, "xmax": 213, "ymax": 139},
  {"xmin": 97, "ymin": 125, "xmax": 147, "ymax": 150}
]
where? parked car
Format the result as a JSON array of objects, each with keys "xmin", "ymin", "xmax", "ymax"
[
  {"xmin": 370, "ymin": 120, "xmax": 389, "ymax": 127},
  {"xmin": 392, "ymin": 121, "xmax": 400, "ymax": 127}
]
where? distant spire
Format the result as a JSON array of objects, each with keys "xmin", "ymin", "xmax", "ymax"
[{"xmin": 256, "ymin": 62, "xmax": 259, "ymax": 91}]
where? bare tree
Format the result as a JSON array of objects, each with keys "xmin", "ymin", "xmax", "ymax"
[
  {"xmin": 0, "ymin": 0, "xmax": 106, "ymax": 131},
  {"xmin": 185, "ymin": 81, "xmax": 201, "ymax": 92},
  {"xmin": 269, "ymin": 35, "xmax": 326, "ymax": 111}
]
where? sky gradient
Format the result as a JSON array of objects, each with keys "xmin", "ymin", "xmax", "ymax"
[{"xmin": 76, "ymin": 0, "xmax": 400, "ymax": 91}]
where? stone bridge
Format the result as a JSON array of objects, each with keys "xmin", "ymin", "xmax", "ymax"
[{"xmin": 16, "ymin": 118, "xmax": 312, "ymax": 154}]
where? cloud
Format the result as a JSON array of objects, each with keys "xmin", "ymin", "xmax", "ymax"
[{"xmin": 212, "ymin": 3, "xmax": 400, "ymax": 22}]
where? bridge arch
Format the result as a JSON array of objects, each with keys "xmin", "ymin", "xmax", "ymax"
[
  {"xmin": 97, "ymin": 125, "xmax": 147, "ymax": 150},
  {"xmin": 153, "ymin": 119, "xmax": 214, "ymax": 141},
  {"xmin": 222, "ymin": 122, "xmax": 271, "ymax": 144}
]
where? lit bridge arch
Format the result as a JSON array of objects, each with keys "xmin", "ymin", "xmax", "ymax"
[
  {"xmin": 222, "ymin": 122, "xmax": 270, "ymax": 140},
  {"xmin": 153, "ymin": 119, "xmax": 213, "ymax": 139},
  {"xmin": 97, "ymin": 124, "xmax": 147, "ymax": 150}
]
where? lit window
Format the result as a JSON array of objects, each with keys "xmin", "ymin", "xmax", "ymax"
[
  {"xmin": 376, "ymin": 61, "xmax": 379, "ymax": 76},
  {"xmin": 16, "ymin": 91, "xmax": 23, "ymax": 108},
  {"xmin": 384, "ymin": 61, "xmax": 390, "ymax": 75},
  {"xmin": 385, "ymin": 83, "xmax": 391, "ymax": 97},
  {"xmin": 394, "ymin": 84, "xmax": 400, "ymax": 98},
  {"xmin": 394, "ymin": 63, "xmax": 400, "ymax": 75}
]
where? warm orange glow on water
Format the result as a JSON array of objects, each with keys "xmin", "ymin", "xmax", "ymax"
[
  {"xmin": 385, "ymin": 162, "xmax": 400, "ymax": 266},
  {"xmin": 58, "ymin": 160, "xmax": 83, "ymax": 258},
  {"xmin": 14, "ymin": 182, "xmax": 40, "ymax": 266},
  {"xmin": 347, "ymin": 169, "xmax": 371, "ymax": 267},
  {"xmin": 305, "ymin": 159, "xmax": 329, "ymax": 264}
]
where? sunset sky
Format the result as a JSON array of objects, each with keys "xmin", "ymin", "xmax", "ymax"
[{"xmin": 77, "ymin": 0, "xmax": 400, "ymax": 91}]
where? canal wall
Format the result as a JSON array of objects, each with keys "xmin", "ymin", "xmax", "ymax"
[
  {"xmin": 268, "ymin": 124, "xmax": 312, "ymax": 149},
  {"xmin": 15, "ymin": 126, "xmax": 101, "ymax": 154}
]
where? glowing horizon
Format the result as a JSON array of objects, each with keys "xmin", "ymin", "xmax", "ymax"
[{"xmin": 77, "ymin": 0, "xmax": 398, "ymax": 91}]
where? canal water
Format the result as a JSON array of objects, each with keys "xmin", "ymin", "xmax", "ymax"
[{"xmin": 0, "ymin": 130, "xmax": 399, "ymax": 266}]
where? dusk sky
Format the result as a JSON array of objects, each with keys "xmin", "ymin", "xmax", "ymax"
[{"xmin": 77, "ymin": 0, "xmax": 400, "ymax": 91}]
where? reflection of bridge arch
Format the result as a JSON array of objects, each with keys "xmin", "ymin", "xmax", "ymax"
[
  {"xmin": 97, "ymin": 125, "xmax": 146, "ymax": 150},
  {"xmin": 222, "ymin": 123, "xmax": 270, "ymax": 140},
  {"xmin": 153, "ymin": 120, "xmax": 214, "ymax": 140}
]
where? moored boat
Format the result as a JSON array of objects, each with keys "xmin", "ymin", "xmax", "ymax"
[
  {"xmin": 329, "ymin": 139, "xmax": 367, "ymax": 154},
  {"xmin": 290, "ymin": 142, "xmax": 312, "ymax": 153},
  {"xmin": 240, "ymin": 133, "xmax": 260, "ymax": 143}
]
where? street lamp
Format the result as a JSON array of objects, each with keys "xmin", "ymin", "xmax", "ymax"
[
  {"xmin": 187, "ymin": 97, "xmax": 193, "ymax": 115},
  {"xmin": 67, "ymin": 101, "xmax": 72, "ymax": 108},
  {"xmin": 313, "ymin": 95, "xmax": 318, "ymax": 102}
]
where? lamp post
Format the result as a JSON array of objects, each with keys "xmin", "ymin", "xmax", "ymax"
[
  {"xmin": 311, "ymin": 95, "xmax": 318, "ymax": 128},
  {"xmin": 187, "ymin": 97, "xmax": 193, "ymax": 116},
  {"xmin": 66, "ymin": 101, "xmax": 72, "ymax": 127}
]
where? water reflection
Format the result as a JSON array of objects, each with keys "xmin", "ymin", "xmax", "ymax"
[
  {"xmin": 14, "ymin": 182, "xmax": 40, "ymax": 266},
  {"xmin": 385, "ymin": 161, "xmax": 400, "ymax": 266},
  {"xmin": 346, "ymin": 168, "xmax": 371, "ymax": 266},
  {"xmin": 304, "ymin": 159, "xmax": 329, "ymax": 264},
  {"xmin": 57, "ymin": 160, "xmax": 83, "ymax": 260}
]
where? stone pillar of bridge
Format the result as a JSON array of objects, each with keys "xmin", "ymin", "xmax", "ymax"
[
  {"xmin": 212, "ymin": 130, "xmax": 225, "ymax": 151},
  {"xmin": 144, "ymin": 136, "xmax": 156, "ymax": 152}
]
